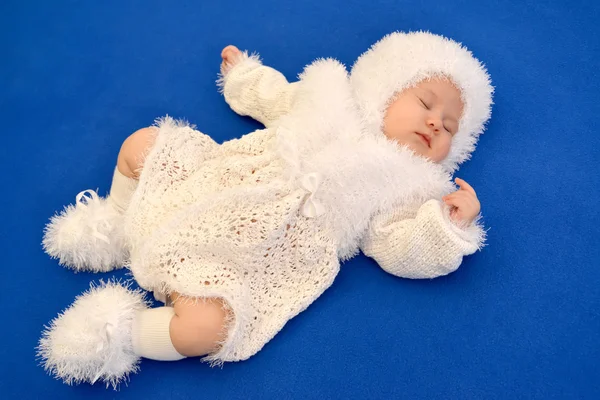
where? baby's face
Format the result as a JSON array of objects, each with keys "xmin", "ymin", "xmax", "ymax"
[{"xmin": 382, "ymin": 77, "xmax": 464, "ymax": 163}]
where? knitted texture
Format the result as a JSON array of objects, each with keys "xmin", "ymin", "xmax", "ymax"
[
  {"xmin": 125, "ymin": 116, "xmax": 340, "ymax": 365},
  {"xmin": 218, "ymin": 51, "xmax": 300, "ymax": 128},
  {"xmin": 360, "ymin": 199, "xmax": 486, "ymax": 279},
  {"xmin": 122, "ymin": 54, "xmax": 486, "ymax": 366},
  {"xmin": 131, "ymin": 307, "xmax": 186, "ymax": 361}
]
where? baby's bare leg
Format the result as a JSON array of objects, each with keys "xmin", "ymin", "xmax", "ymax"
[
  {"xmin": 169, "ymin": 292, "xmax": 232, "ymax": 357},
  {"xmin": 117, "ymin": 127, "xmax": 158, "ymax": 179}
]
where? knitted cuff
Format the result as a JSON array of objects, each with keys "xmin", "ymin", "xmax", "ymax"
[
  {"xmin": 108, "ymin": 167, "xmax": 138, "ymax": 213},
  {"xmin": 437, "ymin": 200, "xmax": 487, "ymax": 253},
  {"xmin": 217, "ymin": 51, "xmax": 263, "ymax": 94},
  {"xmin": 131, "ymin": 307, "xmax": 186, "ymax": 361}
]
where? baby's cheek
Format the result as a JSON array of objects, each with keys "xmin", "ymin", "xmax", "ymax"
[{"xmin": 434, "ymin": 139, "xmax": 452, "ymax": 162}]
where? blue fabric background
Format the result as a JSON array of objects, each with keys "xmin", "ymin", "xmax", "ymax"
[{"xmin": 1, "ymin": 0, "xmax": 598, "ymax": 398}]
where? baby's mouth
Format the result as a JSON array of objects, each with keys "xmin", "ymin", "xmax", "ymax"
[{"xmin": 415, "ymin": 132, "xmax": 431, "ymax": 147}]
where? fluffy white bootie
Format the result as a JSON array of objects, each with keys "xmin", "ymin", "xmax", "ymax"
[
  {"xmin": 37, "ymin": 281, "xmax": 149, "ymax": 389},
  {"xmin": 42, "ymin": 168, "xmax": 137, "ymax": 272}
]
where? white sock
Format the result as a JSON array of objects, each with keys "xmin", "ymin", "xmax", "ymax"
[
  {"xmin": 108, "ymin": 167, "xmax": 138, "ymax": 213},
  {"xmin": 131, "ymin": 307, "xmax": 186, "ymax": 361}
]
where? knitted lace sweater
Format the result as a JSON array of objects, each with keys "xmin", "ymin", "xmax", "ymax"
[{"xmin": 123, "ymin": 55, "xmax": 486, "ymax": 366}]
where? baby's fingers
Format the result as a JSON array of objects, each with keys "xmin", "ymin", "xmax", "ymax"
[
  {"xmin": 442, "ymin": 195, "xmax": 461, "ymax": 209},
  {"xmin": 444, "ymin": 194, "xmax": 477, "ymax": 211},
  {"xmin": 455, "ymin": 178, "xmax": 476, "ymax": 196},
  {"xmin": 443, "ymin": 192, "xmax": 469, "ymax": 203},
  {"xmin": 444, "ymin": 190, "xmax": 477, "ymax": 203},
  {"xmin": 221, "ymin": 45, "xmax": 239, "ymax": 58}
]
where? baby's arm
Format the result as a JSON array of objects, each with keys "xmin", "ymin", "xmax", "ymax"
[
  {"xmin": 218, "ymin": 45, "xmax": 299, "ymax": 128},
  {"xmin": 359, "ymin": 199, "xmax": 487, "ymax": 279}
]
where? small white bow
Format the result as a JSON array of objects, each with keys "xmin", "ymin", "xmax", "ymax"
[
  {"xmin": 276, "ymin": 128, "xmax": 325, "ymax": 218},
  {"xmin": 300, "ymin": 173, "xmax": 325, "ymax": 218},
  {"xmin": 76, "ymin": 190, "xmax": 112, "ymax": 244},
  {"xmin": 91, "ymin": 322, "xmax": 115, "ymax": 384}
]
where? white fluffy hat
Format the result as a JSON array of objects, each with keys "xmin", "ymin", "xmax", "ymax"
[{"xmin": 350, "ymin": 31, "xmax": 494, "ymax": 173}]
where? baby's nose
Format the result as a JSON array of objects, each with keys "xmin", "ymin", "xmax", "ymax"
[{"xmin": 428, "ymin": 120, "xmax": 442, "ymax": 132}]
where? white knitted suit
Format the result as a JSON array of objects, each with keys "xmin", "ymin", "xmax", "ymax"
[{"xmin": 123, "ymin": 32, "xmax": 492, "ymax": 366}]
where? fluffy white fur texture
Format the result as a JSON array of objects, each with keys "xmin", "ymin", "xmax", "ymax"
[
  {"xmin": 217, "ymin": 31, "xmax": 494, "ymax": 175},
  {"xmin": 349, "ymin": 30, "xmax": 494, "ymax": 174},
  {"xmin": 273, "ymin": 58, "xmax": 459, "ymax": 260},
  {"xmin": 42, "ymin": 189, "xmax": 128, "ymax": 272},
  {"xmin": 37, "ymin": 280, "xmax": 150, "ymax": 389}
]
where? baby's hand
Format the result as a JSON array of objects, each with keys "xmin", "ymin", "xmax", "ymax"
[
  {"xmin": 221, "ymin": 45, "xmax": 243, "ymax": 74},
  {"xmin": 442, "ymin": 178, "xmax": 481, "ymax": 225}
]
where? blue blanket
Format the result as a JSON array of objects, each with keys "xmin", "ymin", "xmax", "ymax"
[{"xmin": 1, "ymin": 0, "xmax": 598, "ymax": 398}]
